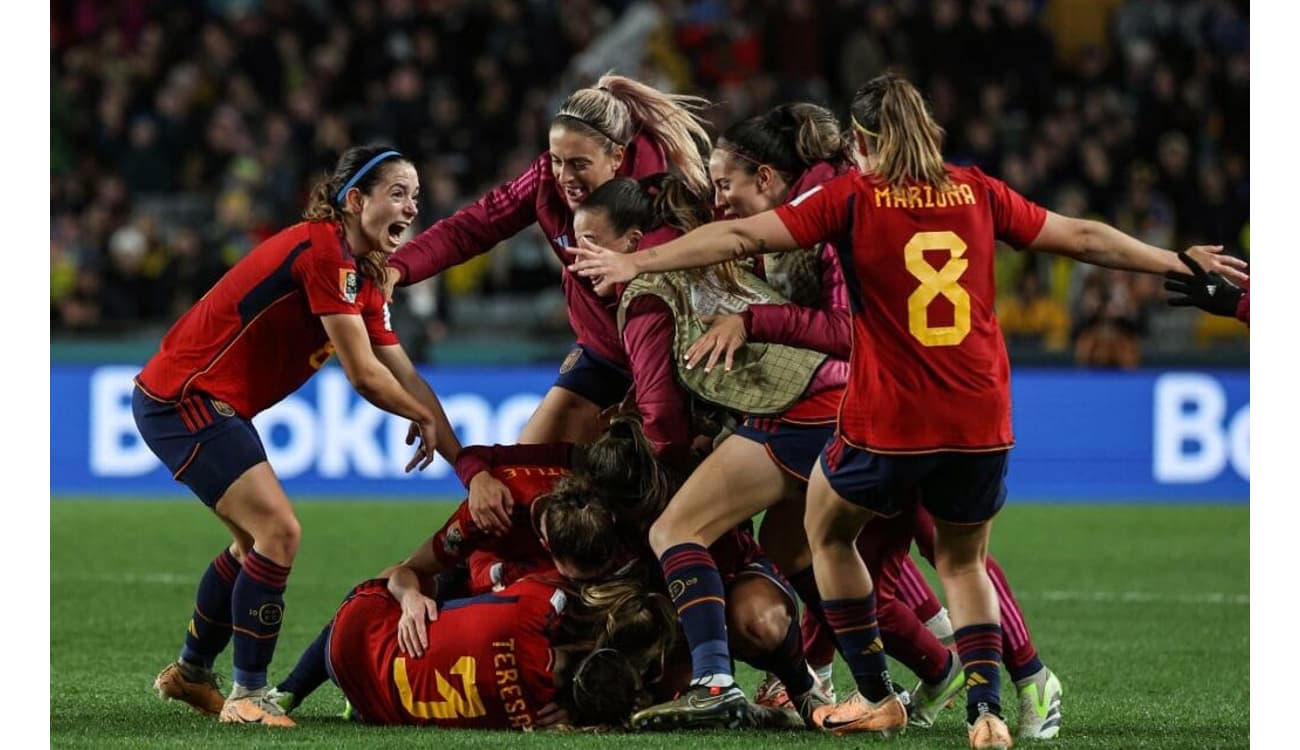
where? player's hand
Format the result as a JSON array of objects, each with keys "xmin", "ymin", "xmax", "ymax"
[
  {"xmin": 685, "ymin": 313, "xmax": 747, "ymax": 372},
  {"xmin": 404, "ymin": 419, "xmax": 438, "ymax": 472},
  {"xmin": 381, "ymin": 266, "xmax": 402, "ymax": 302},
  {"xmin": 468, "ymin": 471, "xmax": 514, "ymax": 535},
  {"xmin": 535, "ymin": 701, "xmax": 571, "ymax": 728},
  {"xmin": 568, "ymin": 238, "xmax": 639, "ymax": 288},
  {"xmin": 1182, "ymin": 244, "xmax": 1249, "ymax": 286},
  {"xmin": 1164, "ymin": 250, "xmax": 1247, "ymax": 318},
  {"xmin": 396, "ymin": 592, "xmax": 438, "ymax": 658}
]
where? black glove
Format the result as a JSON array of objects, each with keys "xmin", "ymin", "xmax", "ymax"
[{"xmin": 1163, "ymin": 251, "xmax": 1244, "ymax": 318}]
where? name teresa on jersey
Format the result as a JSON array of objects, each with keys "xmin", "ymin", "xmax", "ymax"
[{"xmin": 873, "ymin": 183, "xmax": 977, "ymax": 209}]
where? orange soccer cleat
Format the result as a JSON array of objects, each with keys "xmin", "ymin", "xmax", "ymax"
[
  {"xmin": 154, "ymin": 661, "xmax": 225, "ymax": 716},
  {"xmin": 812, "ymin": 691, "xmax": 908, "ymax": 737},
  {"xmin": 968, "ymin": 712, "xmax": 1014, "ymax": 750}
]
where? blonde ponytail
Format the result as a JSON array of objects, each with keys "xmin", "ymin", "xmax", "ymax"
[{"xmin": 851, "ymin": 74, "xmax": 950, "ymax": 189}]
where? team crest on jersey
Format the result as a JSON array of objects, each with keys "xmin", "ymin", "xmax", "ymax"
[
  {"xmin": 210, "ymin": 399, "xmax": 235, "ymax": 417},
  {"xmin": 559, "ymin": 347, "xmax": 583, "ymax": 374},
  {"xmin": 340, "ymin": 269, "xmax": 359, "ymax": 303},
  {"xmin": 442, "ymin": 521, "xmax": 464, "ymax": 555}
]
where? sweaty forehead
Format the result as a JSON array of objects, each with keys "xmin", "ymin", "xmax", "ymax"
[
  {"xmin": 377, "ymin": 161, "xmax": 419, "ymax": 188},
  {"xmin": 573, "ymin": 206, "xmax": 613, "ymax": 235},
  {"xmin": 549, "ymin": 126, "xmax": 605, "ymax": 159}
]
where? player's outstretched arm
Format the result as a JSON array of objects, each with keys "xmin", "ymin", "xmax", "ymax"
[
  {"xmin": 374, "ymin": 343, "xmax": 464, "ymax": 470},
  {"xmin": 322, "ymin": 314, "xmax": 441, "ymax": 471},
  {"xmin": 567, "ymin": 211, "xmax": 797, "ymax": 289},
  {"xmin": 1026, "ymin": 211, "xmax": 1249, "ymax": 283}
]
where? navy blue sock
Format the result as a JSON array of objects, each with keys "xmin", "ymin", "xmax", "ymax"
[
  {"xmin": 1009, "ymin": 654, "xmax": 1045, "ymax": 684},
  {"xmin": 823, "ymin": 593, "xmax": 893, "ymax": 702},
  {"xmin": 745, "ymin": 611, "xmax": 815, "ymax": 697},
  {"xmin": 179, "ymin": 548, "xmax": 240, "ymax": 669},
  {"xmin": 276, "ymin": 622, "xmax": 331, "ymax": 703},
  {"xmin": 231, "ymin": 549, "xmax": 290, "ymax": 690},
  {"xmin": 659, "ymin": 543, "xmax": 732, "ymax": 685},
  {"xmin": 955, "ymin": 623, "xmax": 1004, "ymax": 723}
]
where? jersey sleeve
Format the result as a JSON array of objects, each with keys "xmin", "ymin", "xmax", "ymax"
[
  {"xmin": 295, "ymin": 240, "xmax": 365, "ymax": 317},
  {"xmin": 744, "ymin": 244, "xmax": 852, "ymax": 358},
  {"xmin": 773, "ymin": 172, "xmax": 857, "ymax": 250},
  {"xmin": 361, "ymin": 296, "xmax": 400, "ymax": 346},
  {"xmin": 388, "ymin": 154, "xmax": 546, "ymax": 286},
  {"xmin": 975, "ymin": 168, "xmax": 1048, "ymax": 249},
  {"xmin": 429, "ymin": 502, "xmax": 491, "ymax": 570},
  {"xmin": 621, "ymin": 295, "xmax": 692, "ymax": 460}
]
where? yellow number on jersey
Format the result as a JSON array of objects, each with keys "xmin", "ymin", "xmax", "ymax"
[
  {"xmin": 904, "ymin": 231, "xmax": 971, "ymax": 347},
  {"xmin": 393, "ymin": 655, "xmax": 487, "ymax": 720}
]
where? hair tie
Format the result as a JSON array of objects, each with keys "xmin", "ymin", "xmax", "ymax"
[{"xmin": 335, "ymin": 150, "xmax": 401, "ymax": 206}]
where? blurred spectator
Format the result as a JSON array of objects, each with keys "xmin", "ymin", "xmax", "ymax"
[
  {"xmin": 49, "ymin": 0, "xmax": 1248, "ymax": 365},
  {"xmin": 998, "ymin": 266, "xmax": 1071, "ymax": 353}
]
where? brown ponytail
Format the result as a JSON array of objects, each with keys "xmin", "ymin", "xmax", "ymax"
[{"xmin": 850, "ymin": 73, "xmax": 951, "ymax": 190}]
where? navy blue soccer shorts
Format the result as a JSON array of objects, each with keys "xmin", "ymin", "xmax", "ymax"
[
  {"xmin": 733, "ymin": 416, "xmax": 835, "ymax": 482},
  {"xmin": 132, "ymin": 384, "xmax": 268, "ymax": 507},
  {"xmin": 552, "ymin": 344, "xmax": 632, "ymax": 409},
  {"xmin": 818, "ymin": 434, "xmax": 1009, "ymax": 524}
]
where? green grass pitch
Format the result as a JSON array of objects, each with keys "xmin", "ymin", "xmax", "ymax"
[{"xmin": 51, "ymin": 500, "xmax": 1248, "ymax": 749}]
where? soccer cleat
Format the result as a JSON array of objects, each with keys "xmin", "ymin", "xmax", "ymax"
[
  {"xmin": 968, "ymin": 712, "xmax": 1014, "ymax": 749},
  {"xmin": 265, "ymin": 687, "xmax": 298, "ymax": 715},
  {"xmin": 790, "ymin": 682, "xmax": 834, "ymax": 728},
  {"xmin": 1015, "ymin": 668, "xmax": 1062, "ymax": 740},
  {"xmin": 747, "ymin": 701, "xmax": 804, "ymax": 730},
  {"xmin": 629, "ymin": 684, "xmax": 754, "ymax": 731},
  {"xmin": 812, "ymin": 691, "xmax": 908, "ymax": 737},
  {"xmin": 154, "ymin": 661, "xmax": 225, "ymax": 716},
  {"xmin": 908, "ymin": 654, "xmax": 967, "ymax": 728},
  {"xmin": 753, "ymin": 672, "xmax": 794, "ymax": 710},
  {"xmin": 219, "ymin": 685, "xmax": 297, "ymax": 727}
]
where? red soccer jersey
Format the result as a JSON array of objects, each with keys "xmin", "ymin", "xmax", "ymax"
[
  {"xmin": 430, "ymin": 448, "xmax": 572, "ymax": 580},
  {"xmin": 774, "ymin": 166, "xmax": 1047, "ymax": 453},
  {"xmin": 136, "ymin": 221, "xmax": 398, "ymax": 417},
  {"xmin": 330, "ymin": 578, "xmax": 565, "ymax": 729}
]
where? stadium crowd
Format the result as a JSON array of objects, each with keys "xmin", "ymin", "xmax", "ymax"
[{"xmin": 51, "ymin": 0, "xmax": 1248, "ymax": 365}]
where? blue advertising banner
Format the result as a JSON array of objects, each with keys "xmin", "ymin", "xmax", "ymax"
[{"xmin": 51, "ymin": 365, "xmax": 1248, "ymax": 501}]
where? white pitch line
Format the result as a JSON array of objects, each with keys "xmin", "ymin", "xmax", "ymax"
[{"xmin": 1034, "ymin": 590, "xmax": 1248, "ymax": 606}]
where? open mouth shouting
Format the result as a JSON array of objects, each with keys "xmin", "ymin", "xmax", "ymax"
[{"xmin": 386, "ymin": 221, "xmax": 410, "ymax": 248}]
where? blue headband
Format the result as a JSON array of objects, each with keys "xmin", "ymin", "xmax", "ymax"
[{"xmin": 335, "ymin": 150, "xmax": 402, "ymax": 206}]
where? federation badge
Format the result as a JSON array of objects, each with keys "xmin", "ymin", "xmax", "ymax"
[
  {"xmin": 340, "ymin": 269, "xmax": 359, "ymax": 303},
  {"xmin": 559, "ymin": 347, "xmax": 583, "ymax": 374},
  {"xmin": 210, "ymin": 399, "xmax": 236, "ymax": 417}
]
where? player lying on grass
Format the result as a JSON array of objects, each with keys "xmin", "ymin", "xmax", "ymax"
[{"xmin": 301, "ymin": 574, "xmax": 677, "ymax": 729}]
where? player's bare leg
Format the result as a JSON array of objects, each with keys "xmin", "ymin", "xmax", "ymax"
[
  {"xmin": 518, "ymin": 386, "xmax": 606, "ymax": 444},
  {"xmin": 803, "ymin": 464, "xmax": 907, "ymax": 736},
  {"xmin": 211, "ymin": 463, "xmax": 300, "ymax": 727}
]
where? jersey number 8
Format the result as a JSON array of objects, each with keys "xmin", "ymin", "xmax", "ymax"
[{"xmin": 904, "ymin": 231, "xmax": 970, "ymax": 347}]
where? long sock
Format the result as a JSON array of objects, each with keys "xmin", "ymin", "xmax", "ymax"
[
  {"xmin": 660, "ymin": 543, "xmax": 732, "ymax": 686},
  {"xmin": 231, "ymin": 549, "xmax": 290, "ymax": 690},
  {"xmin": 745, "ymin": 614, "xmax": 815, "ymax": 696},
  {"xmin": 987, "ymin": 555, "xmax": 1043, "ymax": 681},
  {"xmin": 876, "ymin": 597, "xmax": 951, "ymax": 684},
  {"xmin": 179, "ymin": 548, "xmax": 241, "ymax": 669},
  {"xmin": 276, "ymin": 622, "xmax": 331, "ymax": 703},
  {"xmin": 822, "ymin": 593, "xmax": 893, "ymax": 702},
  {"xmin": 895, "ymin": 556, "xmax": 943, "ymax": 623},
  {"xmin": 955, "ymin": 623, "xmax": 1003, "ymax": 723}
]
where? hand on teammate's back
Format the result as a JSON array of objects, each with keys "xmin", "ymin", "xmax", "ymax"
[
  {"xmin": 1164, "ymin": 250, "xmax": 1248, "ymax": 318},
  {"xmin": 468, "ymin": 472, "xmax": 515, "ymax": 535}
]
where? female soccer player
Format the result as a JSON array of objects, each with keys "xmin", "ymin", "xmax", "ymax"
[
  {"xmin": 137, "ymin": 145, "xmax": 469, "ymax": 727},
  {"xmin": 569, "ymin": 73, "xmax": 1246, "ymax": 748},
  {"xmin": 385, "ymin": 74, "xmax": 712, "ymax": 452}
]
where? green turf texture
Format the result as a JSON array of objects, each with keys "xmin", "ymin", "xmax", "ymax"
[{"xmin": 51, "ymin": 500, "xmax": 1248, "ymax": 749}]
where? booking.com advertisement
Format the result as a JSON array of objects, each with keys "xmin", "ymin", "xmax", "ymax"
[{"xmin": 50, "ymin": 365, "xmax": 1248, "ymax": 502}]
